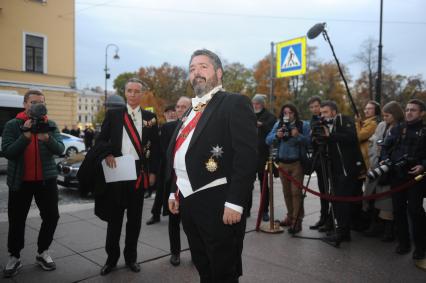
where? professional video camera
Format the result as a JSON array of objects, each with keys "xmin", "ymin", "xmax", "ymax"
[
  {"xmin": 23, "ymin": 103, "xmax": 55, "ymax": 133},
  {"xmin": 367, "ymin": 155, "xmax": 411, "ymax": 180},
  {"xmin": 278, "ymin": 116, "xmax": 296, "ymax": 141},
  {"xmin": 311, "ymin": 116, "xmax": 333, "ymax": 143}
]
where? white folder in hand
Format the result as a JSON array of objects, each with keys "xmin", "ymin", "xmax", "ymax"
[{"xmin": 101, "ymin": 155, "xmax": 137, "ymax": 183}]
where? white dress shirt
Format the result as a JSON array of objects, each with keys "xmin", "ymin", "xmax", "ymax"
[
  {"xmin": 170, "ymin": 86, "xmax": 243, "ymax": 214},
  {"xmin": 121, "ymin": 105, "xmax": 142, "ymax": 160}
]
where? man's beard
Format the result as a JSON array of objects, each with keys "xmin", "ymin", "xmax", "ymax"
[{"xmin": 191, "ymin": 75, "xmax": 219, "ymax": 97}]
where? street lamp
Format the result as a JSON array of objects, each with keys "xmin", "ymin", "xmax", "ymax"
[{"xmin": 104, "ymin": 43, "xmax": 120, "ymax": 105}]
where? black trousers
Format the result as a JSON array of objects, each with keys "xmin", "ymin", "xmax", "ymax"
[
  {"xmin": 180, "ymin": 187, "xmax": 246, "ymax": 283},
  {"xmin": 169, "ymin": 212, "xmax": 181, "ymax": 255},
  {"xmin": 331, "ymin": 175, "xmax": 356, "ymax": 231},
  {"xmin": 105, "ymin": 180, "xmax": 144, "ymax": 265},
  {"xmin": 392, "ymin": 178, "xmax": 426, "ymax": 250},
  {"xmin": 315, "ymin": 165, "xmax": 329, "ymax": 217},
  {"xmin": 8, "ymin": 179, "xmax": 59, "ymax": 258}
]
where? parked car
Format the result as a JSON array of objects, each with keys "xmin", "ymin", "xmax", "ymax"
[
  {"xmin": 57, "ymin": 153, "xmax": 85, "ymax": 194},
  {"xmin": 61, "ymin": 133, "xmax": 85, "ymax": 157}
]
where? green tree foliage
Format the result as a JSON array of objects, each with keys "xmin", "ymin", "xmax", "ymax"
[
  {"xmin": 222, "ymin": 62, "xmax": 255, "ymax": 96},
  {"xmin": 113, "ymin": 72, "xmax": 138, "ymax": 98}
]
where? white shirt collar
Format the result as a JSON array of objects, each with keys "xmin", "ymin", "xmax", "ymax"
[
  {"xmin": 127, "ymin": 104, "xmax": 141, "ymax": 115},
  {"xmin": 191, "ymin": 85, "xmax": 223, "ymax": 108}
]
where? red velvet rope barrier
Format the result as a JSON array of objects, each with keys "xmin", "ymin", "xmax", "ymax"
[{"xmin": 277, "ymin": 166, "xmax": 419, "ymax": 202}]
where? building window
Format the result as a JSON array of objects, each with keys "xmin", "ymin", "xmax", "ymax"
[
  {"xmin": 24, "ymin": 34, "xmax": 45, "ymax": 73},
  {"xmin": 78, "ymin": 115, "xmax": 81, "ymax": 122},
  {"xmin": 85, "ymin": 106, "xmax": 87, "ymax": 110},
  {"xmin": 78, "ymin": 105, "xmax": 81, "ymax": 110}
]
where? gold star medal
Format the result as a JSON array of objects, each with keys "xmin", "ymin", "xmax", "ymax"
[{"xmin": 205, "ymin": 158, "xmax": 218, "ymax": 172}]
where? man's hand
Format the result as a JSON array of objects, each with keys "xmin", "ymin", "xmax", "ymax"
[
  {"xmin": 168, "ymin": 199, "xmax": 179, "ymax": 214},
  {"xmin": 149, "ymin": 173, "xmax": 156, "ymax": 186},
  {"xmin": 409, "ymin": 165, "xmax": 424, "ymax": 175},
  {"xmin": 37, "ymin": 133, "xmax": 49, "ymax": 142},
  {"xmin": 223, "ymin": 207, "xmax": 241, "ymax": 225},
  {"xmin": 23, "ymin": 120, "xmax": 32, "ymax": 139},
  {"xmin": 105, "ymin": 154, "xmax": 116, "ymax": 168},
  {"xmin": 276, "ymin": 129, "xmax": 284, "ymax": 139},
  {"xmin": 290, "ymin": 127, "xmax": 299, "ymax": 137}
]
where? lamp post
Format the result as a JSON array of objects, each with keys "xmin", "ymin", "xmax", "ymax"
[
  {"xmin": 104, "ymin": 43, "xmax": 120, "ymax": 105},
  {"xmin": 375, "ymin": 0, "xmax": 384, "ymax": 104}
]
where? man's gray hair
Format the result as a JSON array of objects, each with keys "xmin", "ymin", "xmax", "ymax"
[
  {"xmin": 190, "ymin": 49, "xmax": 223, "ymax": 72},
  {"xmin": 125, "ymin": 78, "xmax": 149, "ymax": 91}
]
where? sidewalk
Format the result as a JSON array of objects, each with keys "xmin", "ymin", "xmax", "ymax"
[{"xmin": 0, "ymin": 177, "xmax": 425, "ymax": 282}]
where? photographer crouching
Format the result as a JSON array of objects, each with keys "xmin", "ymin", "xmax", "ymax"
[
  {"xmin": 266, "ymin": 103, "xmax": 310, "ymax": 234},
  {"xmin": 380, "ymin": 99, "xmax": 426, "ymax": 260},
  {"xmin": 316, "ymin": 101, "xmax": 366, "ymax": 245},
  {"xmin": 1, "ymin": 89, "xmax": 64, "ymax": 278}
]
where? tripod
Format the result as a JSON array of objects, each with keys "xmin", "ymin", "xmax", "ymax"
[{"xmin": 288, "ymin": 140, "xmax": 340, "ymax": 247}]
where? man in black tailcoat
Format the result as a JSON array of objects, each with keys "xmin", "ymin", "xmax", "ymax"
[
  {"xmin": 167, "ymin": 49, "xmax": 257, "ymax": 282},
  {"xmin": 96, "ymin": 78, "xmax": 159, "ymax": 275}
]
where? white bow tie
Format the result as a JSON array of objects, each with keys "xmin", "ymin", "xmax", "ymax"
[{"xmin": 191, "ymin": 85, "xmax": 224, "ymax": 109}]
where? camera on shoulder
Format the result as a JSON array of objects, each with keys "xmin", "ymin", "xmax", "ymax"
[{"xmin": 311, "ymin": 116, "xmax": 333, "ymax": 143}]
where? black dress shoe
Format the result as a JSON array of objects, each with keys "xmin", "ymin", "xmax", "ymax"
[
  {"xmin": 170, "ymin": 254, "xmax": 180, "ymax": 266},
  {"xmin": 126, "ymin": 262, "xmax": 141, "ymax": 273},
  {"xmin": 395, "ymin": 243, "xmax": 411, "ymax": 255},
  {"xmin": 322, "ymin": 231, "xmax": 351, "ymax": 246},
  {"xmin": 146, "ymin": 215, "xmax": 160, "ymax": 225},
  {"xmin": 309, "ymin": 218, "xmax": 325, "ymax": 230},
  {"xmin": 318, "ymin": 221, "xmax": 333, "ymax": 232},
  {"xmin": 413, "ymin": 249, "xmax": 426, "ymax": 260},
  {"xmin": 100, "ymin": 264, "xmax": 115, "ymax": 276}
]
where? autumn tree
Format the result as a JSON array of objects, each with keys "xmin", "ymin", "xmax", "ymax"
[
  {"xmin": 222, "ymin": 62, "xmax": 255, "ymax": 96},
  {"xmin": 138, "ymin": 63, "xmax": 189, "ymax": 103},
  {"xmin": 252, "ymin": 55, "xmax": 291, "ymax": 116},
  {"xmin": 352, "ymin": 37, "xmax": 390, "ymax": 105}
]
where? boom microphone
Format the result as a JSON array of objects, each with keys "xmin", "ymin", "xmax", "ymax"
[{"xmin": 307, "ymin": 23, "xmax": 326, "ymax": 39}]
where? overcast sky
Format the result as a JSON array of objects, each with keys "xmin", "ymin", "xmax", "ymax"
[{"xmin": 70, "ymin": 0, "xmax": 426, "ymax": 91}]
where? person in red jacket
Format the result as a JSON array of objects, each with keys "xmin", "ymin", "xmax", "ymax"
[{"xmin": 1, "ymin": 89, "xmax": 64, "ymax": 278}]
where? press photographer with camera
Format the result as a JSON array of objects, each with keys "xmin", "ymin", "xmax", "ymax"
[
  {"xmin": 316, "ymin": 101, "xmax": 366, "ymax": 244},
  {"xmin": 363, "ymin": 101, "xmax": 404, "ymax": 241},
  {"xmin": 306, "ymin": 96, "xmax": 330, "ymax": 230},
  {"xmin": 1, "ymin": 89, "xmax": 64, "ymax": 278},
  {"xmin": 265, "ymin": 103, "xmax": 310, "ymax": 234},
  {"xmin": 380, "ymin": 99, "xmax": 426, "ymax": 260}
]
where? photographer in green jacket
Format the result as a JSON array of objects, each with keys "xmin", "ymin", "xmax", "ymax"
[{"xmin": 1, "ymin": 89, "xmax": 64, "ymax": 278}]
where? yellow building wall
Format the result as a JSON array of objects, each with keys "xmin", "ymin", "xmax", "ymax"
[
  {"xmin": 0, "ymin": 86, "xmax": 78, "ymax": 129},
  {"xmin": 0, "ymin": 0, "xmax": 77, "ymax": 128}
]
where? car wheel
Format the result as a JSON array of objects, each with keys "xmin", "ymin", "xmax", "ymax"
[{"xmin": 65, "ymin": 146, "xmax": 78, "ymax": 157}]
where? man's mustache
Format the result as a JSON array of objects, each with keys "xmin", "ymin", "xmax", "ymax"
[{"xmin": 192, "ymin": 76, "xmax": 206, "ymax": 84}]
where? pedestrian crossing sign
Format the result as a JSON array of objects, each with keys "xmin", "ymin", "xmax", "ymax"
[{"xmin": 276, "ymin": 36, "xmax": 306, "ymax": 78}]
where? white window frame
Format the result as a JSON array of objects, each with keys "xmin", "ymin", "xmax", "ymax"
[{"xmin": 23, "ymin": 32, "xmax": 48, "ymax": 74}]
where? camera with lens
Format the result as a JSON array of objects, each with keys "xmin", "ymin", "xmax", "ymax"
[
  {"xmin": 278, "ymin": 116, "xmax": 296, "ymax": 141},
  {"xmin": 367, "ymin": 155, "xmax": 410, "ymax": 180},
  {"xmin": 311, "ymin": 116, "xmax": 333, "ymax": 143},
  {"xmin": 22, "ymin": 103, "xmax": 55, "ymax": 133}
]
